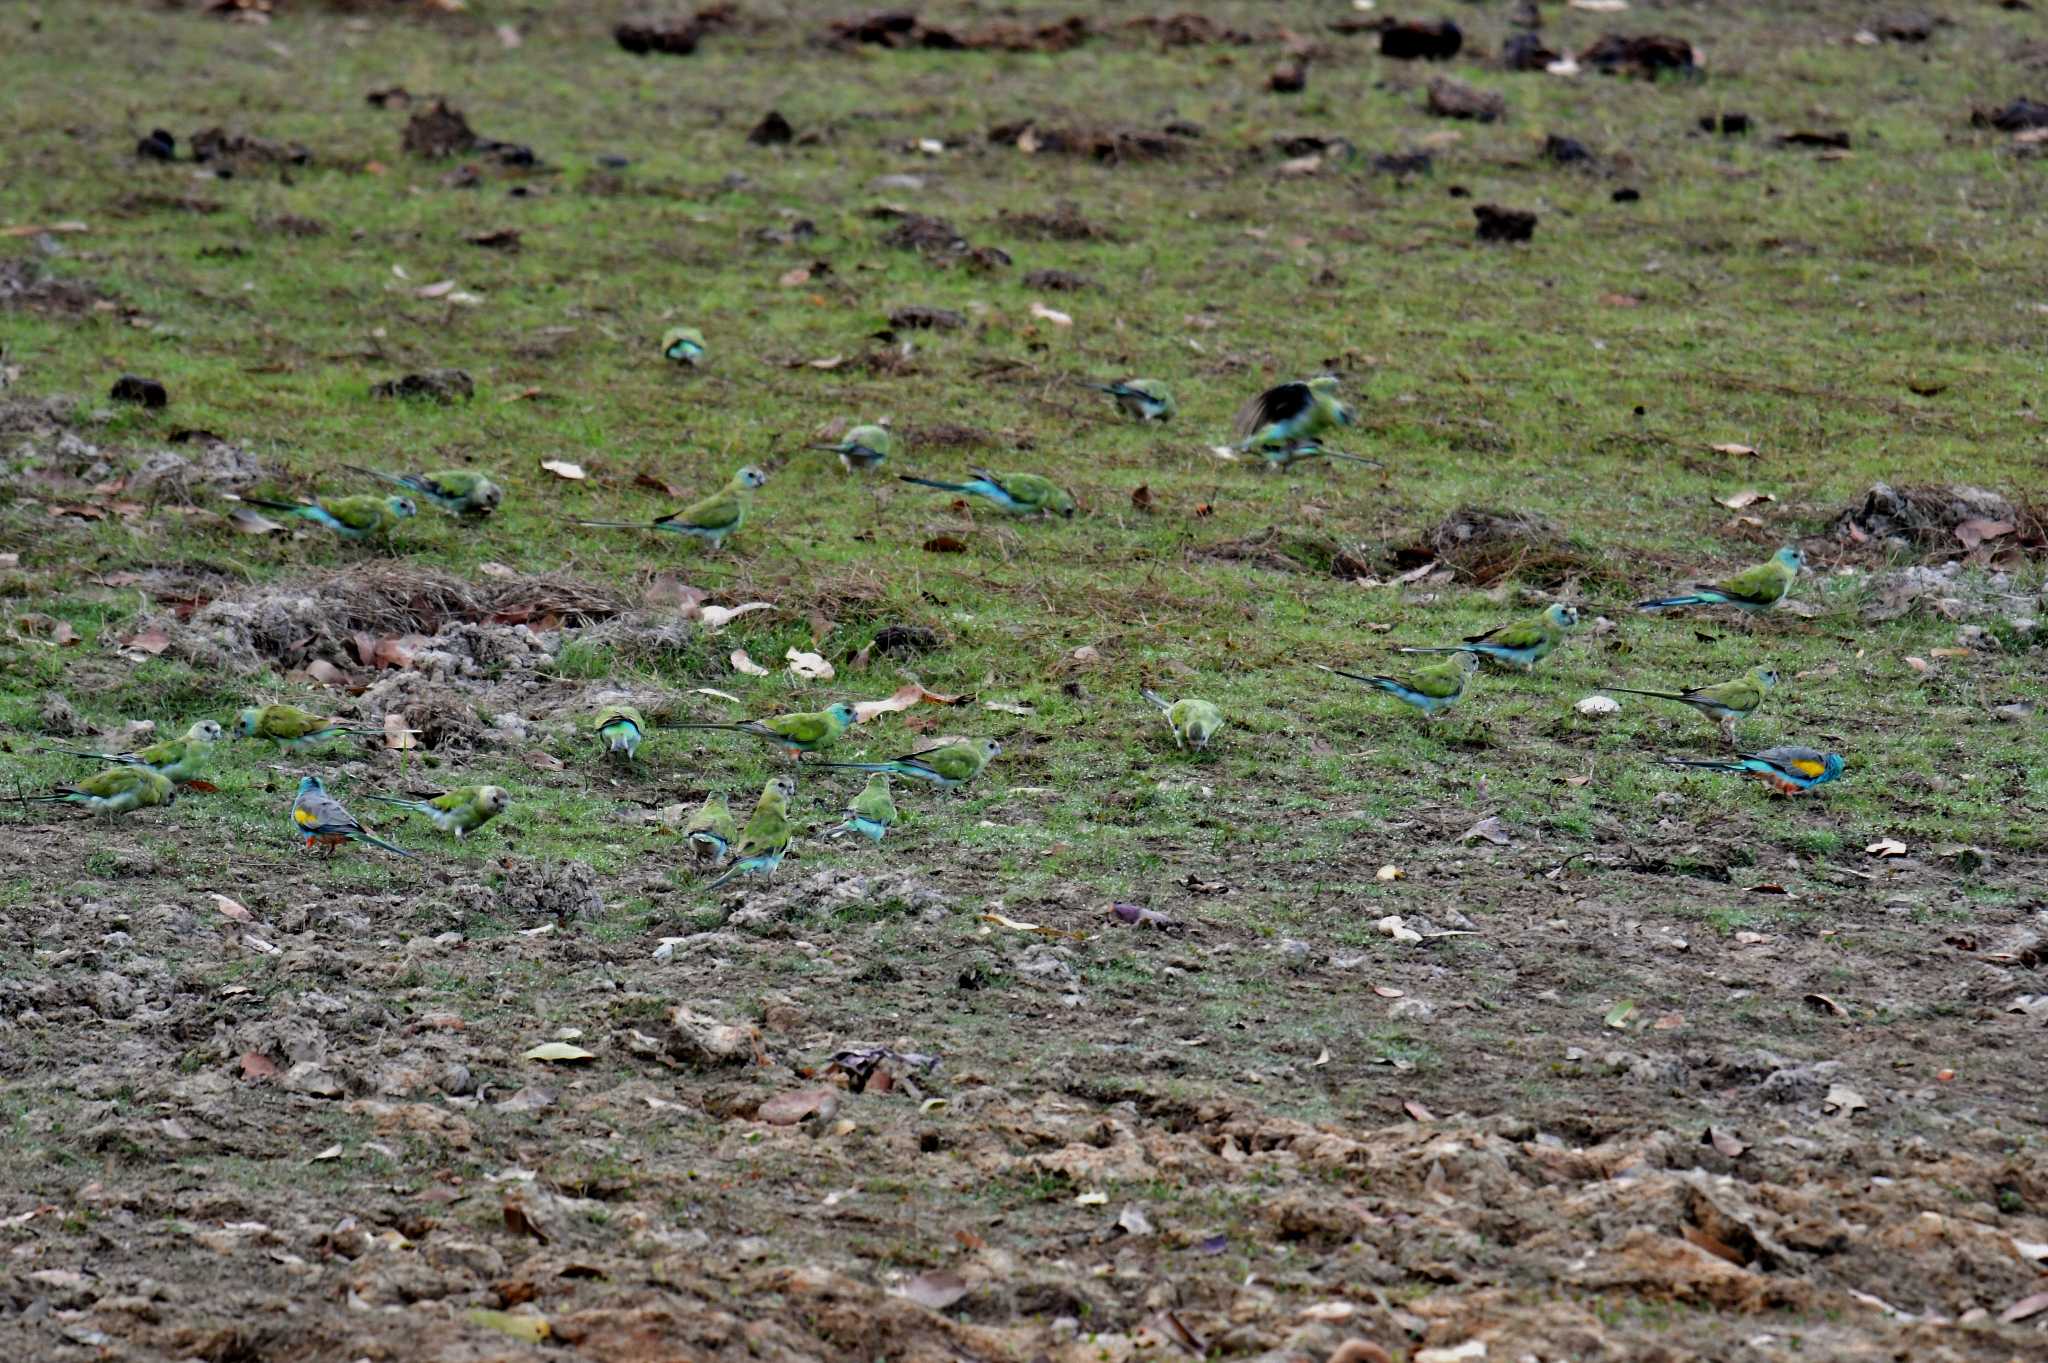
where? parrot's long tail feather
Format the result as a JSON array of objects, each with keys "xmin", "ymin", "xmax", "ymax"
[
  {"xmin": 1602, "ymin": 686, "xmax": 1684, "ymax": 701},
  {"xmin": 897, "ymin": 475, "xmax": 968, "ymax": 492},
  {"xmin": 1635, "ymin": 592, "xmax": 1723, "ymax": 611},
  {"xmin": 1395, "ymin": 646, "xmax": 1469, "ymax": 657},
  {"xmin": 1138, "ymin": 687, "xmax": 1173, "ymax": 714}
]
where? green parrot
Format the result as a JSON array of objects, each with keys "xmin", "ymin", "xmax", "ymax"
[
  {"xmin": 811, "ymin": 424, "xmax": 892, "ymax": 473},
  {"xmin": 684, "ymin": 792, "xmax": 738, "ymax": 862},
  {"xmin": 1604, "ymin": 667, "xmax": 1778, "ymax": 743},
  {"xmin": 235, "ymin": 704, "xmax": 378, "ymax": 754},
  {"xmin": 1637, "ymin": 546, "xmax": 1804, "ymax": 616},
  {"xmin": 23, "ymin": 766, "xmax": 176, "ymax": 819},
  {"xmin": 1090, "ymin": 379, "xmax": 1176, "ymax": 422},
  {"xmin": 1400, "ymin": 603, "xmax": 1580, "ymax": 671},
  {"xmin": 1140, "ymin": 688, "xmax": 1225, "ymax": 751},
  {"xmin": 236, "ymin": 492, "xmax": 416, "ymax": 541},
  {"xmin": 595, "ymin": 704, "xmax": 647, "ymax": 760},
  {"xmin": 1320, "ymin": 651, "xmax": 1480, "ymax": 718},
  {"xmin": 661, "ymin": 326, "xmax": 706, "ymax": 366},
  {"xmin": 704, "ymin": 775, "xmax": 796, "ymax": 890},
  {"xmin": 343, "ymin": 464, "xmax": 502, "ymax": 518},
  {"xmin": 898, "ymin": 470, "xmax": 1076, "ymax": 518},
  {"xmin": 577, "ymin": 465, "xmax": 766, "ymax": 550},
  {"xmin": 290, "ymin": 775, "xmax": 415, "ymax": 858},
  {"xmin": 1233, "ymin": 375, "xmax": 1354, "ymax": 453},
  {"xmin": 47, "ymin": 719, "xmax": 224, "ymax": 785},
  {"xmin": 360, "ymin": 784, "xmax": 510, "ymax": 840},
  {"xmin": 820, "ymin": 736, "xmax": 1001, "ymax": 790},
  {"xmin": 826, "ymin": 773, "xmax": 899, "ymax": 843},
  {"xmin": 664, "ymin": 702, "xmax": 857, "ymax": 761}
]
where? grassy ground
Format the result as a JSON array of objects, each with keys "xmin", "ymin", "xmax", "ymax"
[{"xmin": 3, "ymin": 3, "xmax": 2046, "ymax": 1361}]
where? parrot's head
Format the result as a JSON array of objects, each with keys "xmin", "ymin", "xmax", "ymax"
[
  {"xmin": 1547, "ymin": 603, "xmax": 1581, "ymax": 632},
  {"xmin": 1754, "ymin": 668, "xmax": 1780, "ymax": 690},
  {"xmin": 1776, "ymin": 545, "xmax": 1805, "ymax": 573},
  {"xmin": 825, "ymin": 703, "xmax": 858, "ymax": 727},
  {"xmin": 472, "ymin": 478, "xmax": 503, "ymax": 514},
  {"xmin": 478, "ymin": 786, "xmax": 511, "ymax": 815},
  {"xmin": 189, "ymin": 720, "xmax": 227, "ymax": 743},
  {"xmin": 733, "ymin": 465, "xmax": 769, "ymax": 491},
  {"xmin": 387, "ymin": 496, "xmax": 418, "ymax": 519},
  {"xmin": 1457, "ymin": 650, "xmax": 1483, "ymax": 675},
  {"xmin": 767, "ymin": 774, "xmax": 798, "ymax": 801},
  {"xmin": 233, "ymin": 707, "xmax": 263, "ymax": 738},
  {"xmin": 296, "ymin": 775, "xmax": 324, "ymax": 796},
  {"xmin": 978, "ymin": 737, "xmax": 1004, "ymax": 760}
]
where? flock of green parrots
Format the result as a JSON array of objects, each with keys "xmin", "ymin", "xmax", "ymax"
[{"xmin": 24, "ymin": 353, "xmax": 1846, "ymax": 884}]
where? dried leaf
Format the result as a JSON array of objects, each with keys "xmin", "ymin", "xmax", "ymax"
[
  {"xmin": 1108, "ymin": 903, "xmax": 1177, "ymax": 930},
  {"xmin": 757, "ymin": 1088, "xmax": 839, "ymax": 1126},
  {"xmin": 730, "ymin": 650, "xmax": 770, "ymax": 677},
  {"xmin": 922, "ymin": 534, "xmax": 969, "ymax": 554},
  {"xmin": 1704, "ymin": 1126, "xmax": 1747, "ymax": 1158},
  {"xmin": 1715, "ymin": 489, "xmax": 1775, "ymax": 510},
  {"xmin": 1074, "ymin": 1190, "xmax": 1108, "ymax": 1206},
  {"xmin": 1804, "ymin": 993, "xmax": 1850, "ymax": 1018},
  {"xmin": 304, "ymin": 659, "xmax": 352, "ymax": 687},
  {"xmin": 1115, "ymin": 1204, "xmax": 1154, "ymax": 1236},
  {"xmin": 1603, "ymin": 1000, "xmax": 1639, "ymax": 1030},
  {"xmin": 383, "ymin": 713, "xmax": 419, "ymax": 751},
  {"xmin": 1130, "ymin": 484, "xmax": 1154, "ymax": 512},
  {"xmin": 1865, "ymin": 838, "xmax": 1907, "ymax": 858},
  {"xmin": 522, "ymin": 750, "xmax": 565, "ymax": 772},
  {"xmin": 805, "ymin": 354, "xmax": 845, "ymax": 370},
  {"xmin": 778, "ymin": 267, "xmax": 811, "ymax": 288},
  {"xmin": 982, "ymin": 700, "xmax": 1033, "ymax": 716},
  {"xmin": 1954, "ymin": 518, "xmax": 2014, "ymax": 550},
  {"xmin": 1376, "ymin": 864, "xmax": 1404, "ymax": 881},
  {"xmin": 1904, "ymin": 656, "xmax": 1930, "ymax": 674},
  {"xmin": 899, "ymin": 1269, "xmax": 969, "ymax": 1311},
  {"xmin": 311, "ymin": 1143, "xmax": 343, "ymax": 1162},
  {"xmin": 502, "ymin": 1201, "xmax": 550, "ymax": 1244},
  {"xmin": 785, "ymin": 647, "xmax": 834, "ymax": 680},
  {"xmin": 690, "ymin": 687, "xmax": 743, "ymax": 705},
  {"xmin": 634, "ymin": 471, "xmax": 686, "ymax": 499},
  {"xmin": 477, "ymin": 561, "xmax": 517, "ymax": 579},
  {"xmin": 2001, "ymin": 1291, "xmax": 2048, "ymax": 1325},
  {"xmin": 982, "ymin": 911, "xmax": 1047, "ymax": 933},
  {"xmin": 539, "ymin": 458, "xmax": 586, "ymax": 480},
  {"xmin": 522, "ymin": 1042, "xmax": 595, "ymax": 1063},
  {"xmin": 415, "ymin": 279, "xmax": 457, "ymax": 299},
  {"xmin": 1403, "ymin": 1100, "xmax": 1435, "ymax": 1122},
  {"xmin": 1028, "ymin": 301, "xmax": 1072, "ymax": 326},
  {"xmin": 1461, "ymin": 815, "xmax": 1511, "ymax": 845},
  {"xmin": 124, "ymin": 628, "xmax": 172, "ymax": 656},
  {"xmin": 1651, "ymin": 1012, "xmax": 1685, "ymax": 1030},
  {"xmin": 211, "ymin": 893, "xmax": 255, "ymax": 923},
  {"xmin": 697, "ymin": 601, "xmax": 772, "ymax": 632},
  {"xmin": 1708, "ymin": 442, "xmax": 1759, "ymax": 457},
  {"xmin": 1372, "ymin": 985, "xmax": 1405, "ymax": 998}
]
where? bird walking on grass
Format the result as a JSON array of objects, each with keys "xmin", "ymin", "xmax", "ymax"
[
  {"xmin": 235, "ymin": 704, "xmax": 378, "ymax": 755},
  {"xmin": 594, "ymin": 704, "xmax": 647, "ymax": 760},
  {"xmin": 1603, "ymin": 666, "xmax": 1777, "ymax": 745},
  {"xmin": 1090, "ymin": 379, "xmax": 1177, "ymax": 423},
  {"xmin": 577, "ymin": 465, "xmax": 766, "ymax": 551},
  {"xmin": 826, "ymin": 773, "xmax": 899, "ymax": 843},
  {"xmin": 1400, "ymin": 603, "xmax": 1580, "ymax": 672},
  {"xmin": 1233, "ymin": 375, "xmax": 1353, "ymax": 453},
  {"xmin": 661, "ymin": 326, "xmax": 706, "ymax": 366},
  {"xmin": 704, "ymin": 775, "xmax": 796, "ymax": 890},
  {"xmin": 47, "ymin": 719, "xmax": 224, "ymax": 786},
  {"xmin": 1140, "ymin": 688, "xmax": 1225, "ymax": 751},
  {"xmin": 290, "ymin": 775, "xmax": 415, "ymax": 858},
  {"xmin": 1637, "ymin": 546, "xmax": 1804, "ymax": 617},
  {"xmin": 344, "ymin": 465, "xmax": 502, "ymax": 518},
  {"xmin": 684, "ymin": 792, "xmax": 738, "ymax": 862},
  {"xmin": 812, "ymin": 424, "xmax": 892, "ymax": 473},
  {"xmin": 1319, "ymin": 651, "xmax": 1480, "ymax": 719},
  {"xmin": 663, "ymin": 703, "xmax": 857, "ymax": 761},
  {"xmin": 361, "ymin": 784, "xmax": 510, "ymax": 840},
  {"xmin": 21, "ymin": 766, "xmax": 175, "ymax": 820},
  {"xmin": 819, "ymin": 736, "xmax": 1001, "ymax": 790},
  {"xmin": 236, "ymin": 493, "xmax": 416, "ymax": 541},
  {"xmin": 1664, "ymin": 746, "xmax": 1845, "ymax": 797},
  {"xmin": 899, "ymin": 470, "xmax": 1075, "ymax": 518}
]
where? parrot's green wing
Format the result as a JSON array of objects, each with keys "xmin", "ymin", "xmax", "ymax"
[
  {"xmin": 763, "ymin": 711, "xmax": 837, "ymax": 744},
  {"xmin": 1690, "ymin": 679, "xmax": 1761, "ymax": 711},
  {"xmin": 1406, "ymin": 661, "xmax": 1470, "ymax": 699},
  {"xmin": 1716, "ymin": 558, "xmax": 1792, "ymax": 605},
  {"xmin": 849, "ymin": 780, "xmax": 897, "ymax": 824},
  {"xmin": 662, "ymin": 489, "xmax": 743, "ymax": 533},
  {"xmin": 1470, "ymin": 619, "xmax": 1548, "ymax": 649},
  {"xmin": 324, "ymin": 496, "xmax": 391, "ymax": 533}
]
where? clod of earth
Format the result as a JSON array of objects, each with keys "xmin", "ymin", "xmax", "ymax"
[
  {"xmin": 370, "ymin": 369, "xmax": 474, "ymax": 402},
  {"xmin": 615, "ymin": 19, "xmax": 705, "ymax": 57},
  {"xmin": 1428, "ymin": 77, "xmax": 1507, "ymax": 122},
  {"xmin": 1579, "ymin": 33, "xmax": 1700, "ymax": 78},
  {"xmin": 1381, "ymin": 20, "xmax": 1463, "ymax": 62},
  {"xmin": 109, "ymin": 375, "xmax": 168, "ymax": 408},
  {"xmin": 1474, "ymin": 204, "xmax": 1538, "ymax": 242}
]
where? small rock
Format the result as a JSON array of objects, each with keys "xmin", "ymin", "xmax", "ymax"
[
  {"xmin": 1427, "ymin": 77, "xmax": 1506, "ymax": 123},
  {"xmin": 1544, "ymin": 134, "xmax": 1593, "ymax": 164},
  {"xmin": 110, "ymin": 375, "xmax": 168, "ymax": 408},
  {"xmin": 1382, "ymin": 20, "xmax": 1463, "ymax": 61},
  {"xmin": 284, "ymin": 1062, "xmax": 344, "ymax": 1099},
  {"xmin": 1575, "ymin": 695, "xmax": 1620, "ymax": 717},
  {"xmin": 1268, "ymin": 63, "xmax": 1308, "ymax": 95},
  {"xmin": 748, "ymin": 111, "xmax": 794, "ymax": 146},
  {"xmin": 1474, "ymin": 204, "xmax": 1537, "ymax": 242},
  {"xmin": 370, "ymin": 369, "xmax": 473, "ymax": 403},
  {"xmin": 1994, "ymin": 702, "xmax": 2034, "ymax": 724},
  {"xmin": 136, "ymin": 128, "xmax": 176, "ymax": 161},
  {"xmin": 39, "ymin": 691, "xmax": 83, "ymax": 736}
]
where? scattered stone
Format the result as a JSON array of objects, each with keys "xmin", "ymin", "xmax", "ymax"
[
  {"xmin": 1579, "ymin": 33, "xmax": 1699, "ymax": 79},
  {"xmin": 1268, "ymin": 62, "xmax": 1308, "ymax": 95},
  {"xmin": 987, "ymin": 119, "xmax": 1195, "ymax": 161},
  {"xmin": 495, "ymin": 857, "xmax": 603, "ymax": 922},
  {"xmin": 1836, "ymin": 482, "xmax": 2018, "ymax": 554},
  {"xmin": 665, "ymin": 1006, "xmax": 761, "ymax": 1067},
  {"xmin": 878, "ymin": 213, "xmax": 969, "ymax": 256},
  {"xmin": 1381, "ymin": 20, "xmax": 1462, "ymax": 62},
  {"xmin": 1544, "ymin": 134, "xmax": 1593, "ymax": 164},
  {"xmin": 39, "ymin": 691, "xmax": 83, "ymax": 737},
  {"xmin": 615, "ymin": 18, "xmax": 704, "ymax": 56},
  {"xmin": 1022, "ymin": 269, "xmax": 1094, "ymax": 292},
  {"xmin": 747, "ymin": 110, "xmax": 794, "ymax": 145},
  {"xmin": 370, "ymin": 369, "xmax": 474, "ymax": 403},
  {"xmin": 110, "ymin": 375, "xmax": 168, "ymax": 408},
  {"xmin": 1502, "ymin": 32, "xmax": 1560, "ymax": 71},
  {"xmin": 1373, "ymin": 150, "xmax": 1434, "ymax": 177},
  {"xmin": 888, "ymin": 305, "xmax": 967, "ymax": 331},
  {"xmin": 1474, "ymin": 204, "xmax": 1537, "ymax": 242},
  {"xmin": 1427, "ymin": 77, "xmax": 1506, "ymax": 123},
  {"xmin": 1972, "ymin": 97, "xmax": 2048, "ymax": 132}
]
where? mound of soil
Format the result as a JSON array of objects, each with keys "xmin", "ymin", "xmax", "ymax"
[
  {"xmin": 494, "ymin": 856, "xmax": 604, "ymax": 922},
  {"xmin": 1580, "ymin": 32, "xmax": 1700, "ymax": 78},
  {"xmin": 1412, "ymin": 506, "xmax": 1598, "ymax": 587},
  {"xmin": 0, "ymin": 259, "xmax": 110, "ymax": 315},
  {"xmin": 987, "ymin": 120, "xmax": 1196, "ymax": 161},
  {"xmin": 1834, "ymin": 482, "xmax": 2029, "ymax": 556}
]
